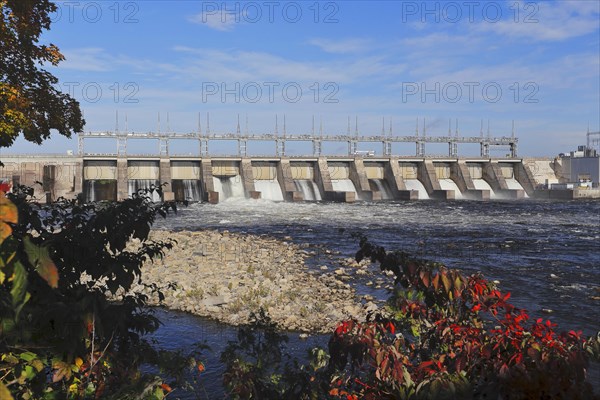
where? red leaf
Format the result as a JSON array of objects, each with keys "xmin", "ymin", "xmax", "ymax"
[
  {"xmin": 387, "ymin": 321, "xmax": 395, "ymax": 335},
  {"xmin": 499, "ymin": 363, "xmax": 510, "ymax": 379},
  {"xmin": 161, "ymin": 383, "xmax": 172, "ymax": 393},
  {"xmin": 420, "ymin": 271, "xmax": 431, "ymax": 287},
  {"xmin": 455, "ymin": 355, "xmax": 466, "ymax": 372}
]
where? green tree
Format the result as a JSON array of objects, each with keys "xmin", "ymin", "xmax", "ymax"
[{"xmin": 1, "ymin": 0, "xmax": 84, "ymax": 148}]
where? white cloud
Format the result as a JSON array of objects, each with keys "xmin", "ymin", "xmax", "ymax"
[
  {"xmin": 170, "ymin": 46, "xmax": 407, "ymax": 84},
  {"xmin": 59, "ymin": 48, "xmax": 113, "ymax": 72},
  {"xmin": 188, "ymin": 10, "xmax": 240, "ymax": 31},
  {"xmin": 308, "ymin": 38, "xmax": 370, "ymax": 54},
  {"xmin": 475, "ymin": 1, "xmax": 599, "ymax": 41}
]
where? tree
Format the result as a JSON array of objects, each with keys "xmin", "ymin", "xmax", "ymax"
[
  {"xmin": 0, "ymin": 187, "xmax": 202, "ymax": 398},
  {"xmin": 0, "ymin": 0, "xmax": 84, "ymax": 148}
]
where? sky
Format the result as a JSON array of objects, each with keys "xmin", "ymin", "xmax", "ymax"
[{"xmin": 4, "ymin": 0, "xmax": 600, "ymax": 157}]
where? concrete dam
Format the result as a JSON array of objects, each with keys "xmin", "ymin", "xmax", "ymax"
[
  {"xmin": 1, "ymin": 154, "xmax": 555, "ymax": 203},
  {"xmin": 4, "ymin": 127, "xmax": 582, "ymax": 202}
]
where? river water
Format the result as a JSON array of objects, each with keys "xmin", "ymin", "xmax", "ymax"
[{"xmin": 150, "ymin": 199, "xmax": 600, "ymax": 396}]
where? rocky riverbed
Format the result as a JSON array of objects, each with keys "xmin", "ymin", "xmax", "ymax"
[{"xmin": 125, "ymin": 230, "xmax": 374, "ymax": 333}]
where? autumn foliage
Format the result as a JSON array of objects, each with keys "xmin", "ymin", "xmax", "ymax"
[
  {"xmin": 222, "ymin": 236, "xmax": 600, "ymax": 399},
  {"xmin": 323, "ymin": 236, "xmax": 600, "ymax": 399},
  {"xmin": 1, "ymin": 0, "xmax": 84, "ymax": 148}
]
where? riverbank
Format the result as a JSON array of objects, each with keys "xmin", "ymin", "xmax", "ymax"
[{"xmin": 126, "ymin": 230, "xmax": 371, "ymax": 333}]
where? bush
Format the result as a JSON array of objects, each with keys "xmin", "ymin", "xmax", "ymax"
[
  {"xmin": 0, "ymin": 187, "xmax": 201, "ymax": 399},
  {"xmin": 221, "ymin": 235, "xmax": 600, "ymax": 400}
]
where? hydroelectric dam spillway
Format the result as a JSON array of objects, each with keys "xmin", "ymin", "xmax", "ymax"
[
  {"xmin": 1, "ymin": 127, "xmax": 582, "ymax": 202},
  {"xmin": 0, "ymin": 154, "xmax": 567, "ymax": 203}
]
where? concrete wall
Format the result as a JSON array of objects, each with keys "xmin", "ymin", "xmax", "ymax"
[
  {"xmin": 84, "ymin": 160, "xmax": 117, "ymax": 180},
  {"xmin": 289, "ymin": 162, "xmax": 314, "ymax": 180},
  {"xmin": 128, "ymin": 160, "xmax": 159, "ymax": 180},
  {"xmin": 0, "ymin": 156, "xmax": 80, "ymax": 201},
  {"xmin": 252, "ymin": 161, "xmax": 277, "ymax": 180},
  {"xmin": 171, "ymin": 161, "xmax": 201, "ymax": 179},
  {"xmin": 212, "ymin": 160, "xmax": 239, "ymax": 177},
  {"xmin": 520, "ymin": 158, "xmax": 558, "ymax": 188}
]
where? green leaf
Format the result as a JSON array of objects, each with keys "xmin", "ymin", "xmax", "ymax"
[
  {"xmin": 19, "ymin": 351, "xmax": 37, "ymax": 362},
  {"xmin": 24, "ymin": 365, "xmax": 36, "ymax": 380},
  {"xmin": 10, "ymin": 260, "xmax": 29, "ymax": 317},
  {"xmin": 411, "ymin": 324, "xmax": 421, "ymax": 338},
  {"xmin": 24, "ymin": 236, "xmax": 59, "ymax": 288},
  {"xmin": 0, "ymin": 236, "xmax": 19, "ymax": 282},
  {"xmin": 152, "ymin": 387, "xmax": 165, "ymax": 399},
  {"xmin": 441, "ymin": 273, "xmax": 452, "ymax": 293}
]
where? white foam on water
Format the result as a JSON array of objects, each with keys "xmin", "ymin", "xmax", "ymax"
[
  {"xmin": 294, "ymin": 180, "xmax": 322, "ymax": 201},
  {"xmin": 213, "ymin": 176, "xmax": 245, "ymax": 200},
  {"xmin": 439, "ymin": 179, "xmax": 464, "ymax": 200},
  {"xmin": 505, "ymin": 178, "xmax": 529, "ymax": 197},
  {"xmin": 331, "ymin": 179, "xmax": 361, "ymax": 200},
  {"xmin": 331, "ymin": 179, "xmax": 357, "ymax": 192},
  {"xmin": 254, "ymin": 180, "xmax": 284, "ymax": 201},
  {"xmin": 370, "ymin": 179, "xmax": 393, "ymax": 200},
  {"xmin": 404, "ymin": 179, "xmax": 430, "ymax": 199},
  {"xmin": 473, "ymin": 179, "xmax": 497, "ymax": 199},
  {"xmin": 179, "ymin": 179, "xmax": 202, "ymax": 202}
]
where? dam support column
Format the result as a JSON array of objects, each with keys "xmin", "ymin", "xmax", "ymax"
[
  {"xmin": 418, "ymin": 160, "xmax": 452, "ymax": 199},
  {"xmin": 201, "ymin": 159, "xmax": 218, "ymax": 204},
  {"xmin": 350, "ymin": 158, "xmax": 374, "ymax": 201},
  {"xmin": 241, "ymin": 158, "xmax": 260, "ymax": 199},
  {"xmin": 315, "ymin": 157, "xmax": 347, "ymax": 202},
  {"xmin": 451, "ymin": 161, "xmax": 487, "ymax": 200},
  {"xmin": 74, "ymin": 159, "xmax": 83, "ymax": 195},
  {"xmin": 483, "ymin": 161, "xmax": 523, "ymax": 199},
  {"xmin": 116, "ymin": 159, "xmax": 128, "ymax": 201},
  {"xmin": 514, "ymin": 162, "xmax": 536, "ymax": 197},
  {"xmin": 277, "ymin": 159, "xmax": 302, "ymax": 201},
  {"xmin": 385, "ymin": 158, "xmax": 417, "ymax": 200},
  {"xmin": 159, "ymin": 159, "xmax": 175, "ymax": 201}
]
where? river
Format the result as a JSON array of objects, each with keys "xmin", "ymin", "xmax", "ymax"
[{"xmin": 149, "ymin": 199, "xmax": 600, "ymax": 397}]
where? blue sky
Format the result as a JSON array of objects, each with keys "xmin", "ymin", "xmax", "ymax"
[{"xmin": 4, "ymin": 0, "xmax": 599, "ymax": 156}]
